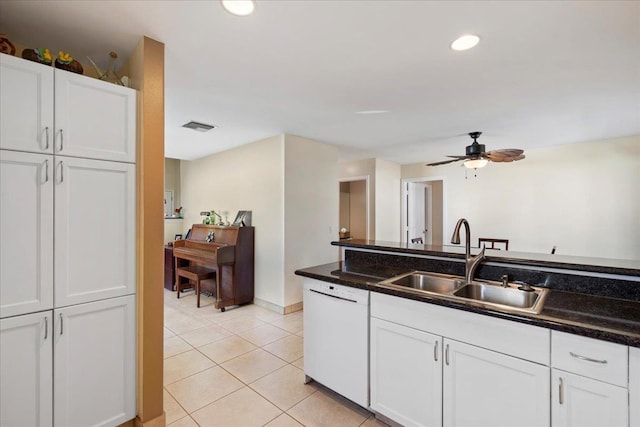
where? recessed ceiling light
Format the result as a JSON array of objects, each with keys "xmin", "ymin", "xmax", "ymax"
[
  {"xmin": 182, "ymin": 121, "xmax": 217, "ymax": 132},
  {"xmin": 450, "ymin": 34, "xmax": 480, "ymax": 51},
  {"xmin": 221, "ymin": 0, "xmax": 255, "ymax": 17},
  {"xmin": 356, "ymin": 110, "xmax": 389, "ymax": 115}
]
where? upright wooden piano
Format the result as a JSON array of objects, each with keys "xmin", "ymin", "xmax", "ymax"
[{"xmin": 173, "ymin": 224, "xmax": 255, "ymax": 311}]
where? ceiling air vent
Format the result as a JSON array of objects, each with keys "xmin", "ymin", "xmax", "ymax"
[{"xmin": 182, "ymin": 121, "xmax": 217, "ymax": 132}]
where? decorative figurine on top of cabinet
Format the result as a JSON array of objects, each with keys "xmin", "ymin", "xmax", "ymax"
[
  {"xmin": 55, "ymin": 51, "xmax": 84, "ymax": 74},
  {"xmin": 22, "ymin": 47, "xmax": 52, "ymax": 65},
  {"xmin": 0, "ymin": 34, "xmax": 16, "ymax": 56}
]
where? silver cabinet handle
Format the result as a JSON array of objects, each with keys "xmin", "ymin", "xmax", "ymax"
[
  {"xmin": 57, "ymin": 161, "xmax": 63, "ymax": 183},
  {"xmin": 559, "ymin": 377, "xmax": 564, "ymax": 405},
  {"xmin": 43, "ymin": 159, "xmax": 49, "ymax": 183},
  {"xmin": 59, "ymin": 313, "xmax": 63, "ymax": 335},
  {"xmin": 445, "ymin": 344, "xmax": 450, "ymax": 366},
  {"xmin": 57, "ymin": 129, "xmax": 64, "ymax": 152},
  {"xmin": 569, "ymin": 352, "xmax": 607, "ymax": 364},
  {"xmin": 44, "ymin": 127, "xmax": 49, "ymax": 150},
  {"xmin": 44, "ymin": 316, "xmax": 48, "ymax": 340},
  {"xmin": 434, "ymin": 341, "xmax": 439, "ymax": 362}
]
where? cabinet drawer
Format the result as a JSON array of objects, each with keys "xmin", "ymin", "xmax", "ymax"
[{"xmin": 552, "ymin": 330, "xmax": 628, "ymax": 387}]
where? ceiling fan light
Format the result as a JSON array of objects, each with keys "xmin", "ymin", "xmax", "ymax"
[
  {"xmin": 464, "ymin": 158, "xmax": 489, "ymax": 169},
  {"xmin": 451, "ymin": 34, "xmax": 480, "ymax": 51},
  {"xmin": 221, "ymin": 0, "xmax": 255, "ymax": 16}
]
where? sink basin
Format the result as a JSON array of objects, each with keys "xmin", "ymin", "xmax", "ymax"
[
  {"xmin": 379, "ymin": 271, "xmax": 465, "ymax": 294},
  {"xmin": 454, "ymin": 283, "xmax": 540, "ymax": 309},
  {"xmin": 377, "ymin": 271, "xmax": 548, "ymax": 314}
]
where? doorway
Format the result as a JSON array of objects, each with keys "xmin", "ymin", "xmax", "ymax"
[
  {"xmin": 339, "ymin": 177, "xmax": 369, "ymax": 240},
  {"xmin": 402, "ymin": 177, "xmax": 445, "ymax": 245}
]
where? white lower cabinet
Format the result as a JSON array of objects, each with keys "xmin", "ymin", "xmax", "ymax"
[
  {"xmin": 370, "ymin": 293, "xmax": 550, "ymax": 427},
  {"xmin": 443, "ymin": 339, "xmax": 550, "ymax": 427},
  {"xmin": 551, "ymin": 369, "xmax": 628, "ymax": 427},
  {"xmin": 0, "ymin": 311, "xmax": 53, "ymax": 427},
  {"xmin": 54, "ymin": 295, "xmax": 136, "ymax": 427},
  {"xmin": 0, "ymin": 295, "xmax": 135, "ymax": 427},
  {"xmin": 370, "ymin": 317, "xmax": 442, "ymax": 427},
  {"xmin": 631, "ymin": 347, "xmax": 639, "ymax": 427}
]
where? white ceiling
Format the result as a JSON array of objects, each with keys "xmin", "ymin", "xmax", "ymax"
[{"xmin": 1, "ymin": 1, "xmax": 639, "ymax": 164}]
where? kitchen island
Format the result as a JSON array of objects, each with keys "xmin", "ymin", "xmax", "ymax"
[{"xmin": 296, "ymin": 239, "xmax": 639, "ymax": 427}]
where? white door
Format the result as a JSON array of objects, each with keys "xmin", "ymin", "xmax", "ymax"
[
  {"xmin": 631, "ymin": 347, "xmax": 640, "ymax": 427},
  {"xmin": 443, "ymin": 339, "xmax": 550, "ymax": 427},
  {"xmin": 0, "ymin": 54, "xmax": 54, "ymax": 154},
  {"xmin": 54, "ymin": 156, "xmax": 136, "ymax": 307},
  {"xmin": 407, "ymin": 182, "xmax": 428, "ymax": 243},
  {"xmin": 54, "ymin": 70, "xmax": 136, "ymax": 163},
  {"xmin": 0, "ymin": 151, "xmax": 54, "ymax": 318},
  {"xmin": 54, "ymin": 295, "xmax": 136, "ymax": 427},
  {"xmin": 0, "ymin": 311, "xmax": 53, "ymax": 427},
  {"xmin": 552, "ymin": 369, "xmax": 628, "ymax": 427},
  {"xmin": 370, "ymin": 317, "xmax": 442, "ymax": 427}
]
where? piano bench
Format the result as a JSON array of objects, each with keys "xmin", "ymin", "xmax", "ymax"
[{"xmin": 175, "ymin": 266, "xmax": 217, "ymax": 308}]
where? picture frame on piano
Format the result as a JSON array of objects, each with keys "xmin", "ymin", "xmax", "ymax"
[
  {"xmin": 174, "ymin": 234, "xmax": 183, "ymax": 240},
  {"xmin": 232, "ymin": 210, "xmax": 252, "ymax": 226}
]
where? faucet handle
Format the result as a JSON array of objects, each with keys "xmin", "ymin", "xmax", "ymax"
[{"xmin": 501, "ymin": 274, "xmax": 509, "ymax": 287}]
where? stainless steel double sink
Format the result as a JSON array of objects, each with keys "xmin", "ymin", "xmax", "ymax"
[{"xmin": 377, "ymin": 271, "xmax": 548, "ymax": 314}]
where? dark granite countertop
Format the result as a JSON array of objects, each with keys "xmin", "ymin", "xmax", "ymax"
[
  {"xmin": 333, "ymin": 239, "xmax": 640, "ymax": 277},
  {"xmin": 295, "ymin": 262, "xmax": 640, "ymax": 347}
]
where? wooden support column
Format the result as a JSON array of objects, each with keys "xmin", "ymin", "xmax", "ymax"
[{"xmin": 128, "ymin": 36, "xmax": 166, "ymax": 427}]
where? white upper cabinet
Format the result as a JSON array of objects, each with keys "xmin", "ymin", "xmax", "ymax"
[
  {"xmin": 54, "ymin": 156, "xmax": 136, "ymax": 307},
  {"xmin": 0, "ymin": 311, "xmax": 53, "ymax": 427},
  {"xmin": 54, "ymin": 295, "xmax": 136, "ymax": 427},
  {"xmin": 55, "ymin": 71, "xmax": 136, "ymax": 163},
  {"xmin": 0, "ymin": 151, "xmax": 54, "ymax": 318},
  {"xmin": 0, "ymin": 54, "xmax": 54, "ymax": 154}
]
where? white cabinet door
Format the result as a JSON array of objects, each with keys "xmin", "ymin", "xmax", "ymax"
[
  {"xmin": 443, "ymin": 339, "xmax": 550, "ymax": 427},
  {"xmin": 55, "ymin": 71, "xmax": 136, "ymax": 163},
  {"xmin": 54, "ymin": 295, "xmax": 136, "ymax": 427},
  {"xmin": 0, "ymin": 311, "xmax": 53, "ymax": 427},
  {"xmin": 54, "ymin": 156, "xmax": 136, "ymax": 307},
  {"xmin": 631, "ymin": 347, "xmax": 639, "ymax": 427},
  {"xmin": 370, "ymin": 317, "xmax": 442, "ymax": 427},
  {"xmin": 0, "ymin": 151, "xmax": 54, "ymax": 318},
  {"xmin": 552, "ymin": 369, "xmax": 628, "ymax": 427},
  {"xmin": 0, "ymin": 54, "xmax": 54, "ymax": 154}
]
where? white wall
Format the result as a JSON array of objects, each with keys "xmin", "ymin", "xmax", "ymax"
[
  {"xmin": 284, "ymin": 135, "xmax": 339, "ymax": 306},
  {"xmin": 180, "ymin": 135, "xmax": 286, "ymax": 306},
  {"xmin": 402, "ymin": 135, "xmax": 640, "ymax": 260},
  {"xmin": 375, "ymin": 158, "xmax": 401, "ymax": 242}
]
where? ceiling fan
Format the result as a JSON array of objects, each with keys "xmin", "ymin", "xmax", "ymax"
[{"xmin": 427, "ymin": 132, "xmax": 525, "ymax": 168}]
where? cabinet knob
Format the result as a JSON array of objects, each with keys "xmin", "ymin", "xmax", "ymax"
[
  {"xmin": 44, "ymin": 126, "xmax": 49, "ymax": 150},
  {"xmin": 434, "ymin": 341, "xmax": 439, "ymax": 362}
]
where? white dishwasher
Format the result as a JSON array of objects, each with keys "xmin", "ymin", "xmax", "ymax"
[{"xmin": 303, "ymin": 278, "xmax": 369, "ymax": 408}]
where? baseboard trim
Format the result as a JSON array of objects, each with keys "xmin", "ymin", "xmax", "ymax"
[
  {"xmin": 284, "ymin": 301, "xmax": 303, "ymax": 314},
  {"xmin": 134, "ymin": 412, "xmax": 166, "ymax": 427},
  {"xmin": 253, "ymin": 298, "xmax": 303, "ymax": 314}
]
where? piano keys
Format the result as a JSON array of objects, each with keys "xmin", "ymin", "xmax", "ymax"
[{"xmin": 173, "ymin": 224, "xmax": 255, "ymax": 311}]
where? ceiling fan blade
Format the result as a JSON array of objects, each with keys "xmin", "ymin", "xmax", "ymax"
[
  {"xmin": 489, "ymin": 153, "xmax": 526, "ymax": 163},
  {"xmin": 427, "ymin": 157, "xmax": 466, "ymax": 166},
  {"xmin": 485, "ymin": 148, "xmax": 524, "ymax": 159}
]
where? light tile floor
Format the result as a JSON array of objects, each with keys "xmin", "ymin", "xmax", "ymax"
[{"xmin": 164, "ymin": 289, "xmax": 388, "ymax": 427}]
